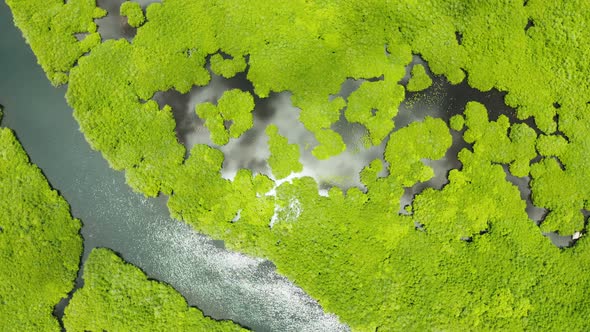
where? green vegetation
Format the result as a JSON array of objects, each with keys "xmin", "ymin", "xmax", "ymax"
[
  {"xmin": 406, "ymin": 64, "xmax": 433, "ymax": 92},
  {"xmin": 120, "ymin": 1, "xmax": 145, "ymax": 28},
  {"xmin": 266, "ymin": 124, "xmax": 302, "ymax": 179},
  {"xmin": 195, "ymin": 89, "xmax": 254, "ymax": 146},
  {"xmin": 385, "ymin": 117, "xmax": 451, "ymax": 187},
  {"xmin": 0, "ymin": 110, "xmax": 82, "ymax": 330},
  {"xmin": 449, "ymin": 114, "xmax": 465, "ymax": 131},
  {"xmin": 298, "ymin": 97, "xmax": 347, "ymax": 159},
  {"xmin": 463, "ymin": 101, "xmax": 537, "ymax": 177},
  {"xmin": 5, "ymin": 0, "xmax": 106, "ymax": 85},
  {"xmin": 195, "ymin": 103, "xmax": 228, "ymax": 145},
  {"xmin": 210, "ymin": 54, "xmax": 247, "ymax": 79},
  {"xmin": 0, "ymin": 107, "xmax": 244, "ymax": 330},
  {"xmin": 345, "ymin": 80, "xmax": 406, "ymax": 146},
  {"xmin": 8, "ymin": 0, "xmax": 590, "ymax": 330},
  {"xmin": 66, "ymin": 39, "xmax": 187, "ymax": 197},
  {"xmin": 63, "ymin": 248, "xmax": 246, "ymax": 331},
  {"xmin": 167, "ymin": 144, "xmax": 276, "ymax": 253}
]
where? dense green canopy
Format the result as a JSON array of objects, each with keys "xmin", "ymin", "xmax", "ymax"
[
  {"xmin": 63, "ymin": 248, "xmax": 245, "ymax": 331},
  {"xmin": 0, "ymin": 111, "xmax": 82, "ymax": 330},
  {"xmin": 6, "ymin": 0, "xmax": 590, "ymax": 330}
]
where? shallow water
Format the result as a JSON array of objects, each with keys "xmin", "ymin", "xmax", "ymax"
[{"xmin": 0, "ymin": 3, "xmax": 348, "ymax": 331}]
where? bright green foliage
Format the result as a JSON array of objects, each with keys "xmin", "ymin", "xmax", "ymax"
[
  {"xmin": 449, "ymin": 114, "xmax": 465, "ymax": 131},
  {"xmin": 345, "ymin": 80, "xmax": 405, "ymax": 145},
  {"xmin": 195, "ymin": 103, "xmax": 228, "ymax": 145},
  {"xmin": 530, "ymin": 108, "xmax": 590, "ymax": 234},
  {"xmin": 63, "ymin": 248, "xmax": 245, "ymax": 331},
  {"xmin": 536, "ymin": 134, "xmax": 568, "ymax": 158},
  {"xmin": 406, "ymin": 64, "xmax": 433, "ymax": 92},
  {"xmin": 414, "ymin": 149, "xmax": 525, "ymax": 240},
  {"xmin": 385, "ymin": 117, "xmax": 452, "ymax": 187},
  {"xmin": 52, "ymin": 0, "xmax": 425, "ymax": 193},
  {"xmin": 120, "ymin": 1, "xmax": 145, "ymax": 28},
  {"xmin": 167, "ymin": 144, "xmax": 276, "ymax": 255},
  {"xmin": 530, "ymin": 158, "xmax": 585, "ymax": 234},
  {"xmin": 266, "ymin": 124, "xmax": 302, "ymax": 179},
  {"xmin": 296, "ymin": 97, "xmax": 347, "ymax": 159},
  {"xmin": 5, "ymin": 0, "xmax": 106, "ymax": 85},
  {"xmin": 167, "ymin": 144, "xmax": 231, "ymax": 225},
  {"xmin": 463, "ymin": 102, "xmax": 537, "ymax": 177},
  {"xmin": 210, "ymin": 54, "xmax": 247, "ymax": 78},
  {"xmin": 311, "ymin": 128, "xmax": 346, "ymax": 160},
  {"xmin": 0, "ymin": 123, "xmax": 82, "ymax": 330},
  {"xmin": 196, "ymin": 89, "xmax": 254, "ymax": 146},
  {"xmin": 9, "ymin": 0, "xmax": 590, "ymax": 330},
  {"xmin": 66, "ymin": 39, "xmax": 187, "ymax": 197},
  {"xmin": 218, "ymin": 90, "xmax": 255, "ymax": 138}
]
